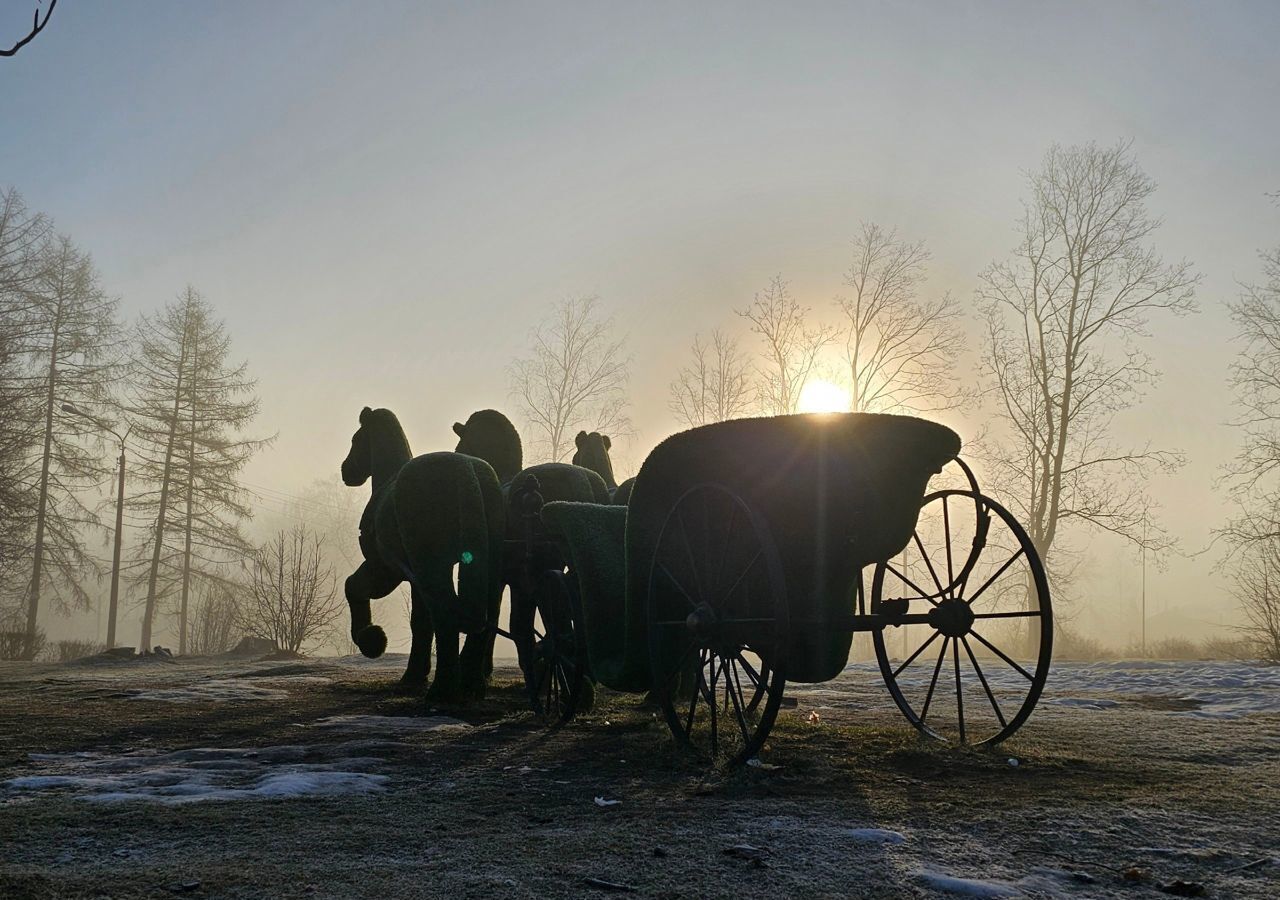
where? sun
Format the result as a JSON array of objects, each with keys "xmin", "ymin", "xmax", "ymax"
[{"xmin": 797, "ymin": 379, "xmax": 851, "ymax": 414}]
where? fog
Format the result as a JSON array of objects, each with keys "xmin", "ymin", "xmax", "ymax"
[{"xmin": 3, "ymin": 1, "xmax": 1278, "ymax": 654}]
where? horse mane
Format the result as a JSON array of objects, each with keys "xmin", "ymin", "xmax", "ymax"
[{"xmin": 364, "ymin": 407, "xmax": 412, "ymax": 471}]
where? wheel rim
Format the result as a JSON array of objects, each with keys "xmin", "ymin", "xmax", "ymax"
[
  {"xmin": 524, "ymin": 571, "xmax": 585, "ymax": 724},
  {"xmin": 872, "ymin": 490, "xmax": 1052, "ymax": 747},
  {"xmin": 646, "ymin": 484, "xmax": 788, "ymax": 766}
]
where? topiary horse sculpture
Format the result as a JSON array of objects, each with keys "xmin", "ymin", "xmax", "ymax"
[
  {"xmin": 453, "ymin": 412, "xmax": 610, "ymax": 671},
  {"xmin": 570, "ymin": 430, "xmax": 634, "ymax": 505},
  {"xmin": 341, "ymin": 407, "xmax": 505, "ymax": 700}
]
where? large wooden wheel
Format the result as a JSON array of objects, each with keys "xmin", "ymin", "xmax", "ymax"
[
  {"xmin": 522, "ymin": 569, "xmax": 587, "ymax": 724},
  {"xmin": 646, "ymin": 484, "xmax": 789, "ymax": 767},
  {"xmin": 872, "ymin": 489, "xmax": 1052, "ymax": 747}
]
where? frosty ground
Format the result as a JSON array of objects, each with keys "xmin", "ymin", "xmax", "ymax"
[{"xmin": 1, "ymin": 655, "xmax": 1276, "ymax": 899}]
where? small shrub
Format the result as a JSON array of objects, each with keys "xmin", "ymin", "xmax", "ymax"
[
  {"xmin": 0, "ymin": 628, "xmax": 45, "ymax": 661},
  {"xmin": 54, "ymin": 639, "xmax": 105, "ymax": 662},
  {"xmin": 1053, "ymin": 627, "xmax": 1115, "ymax": 660}
]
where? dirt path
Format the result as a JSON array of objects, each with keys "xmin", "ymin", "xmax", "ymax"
[{"xmin": 1, "ymin": 656, "xmax": 1276, "ymax": 899}]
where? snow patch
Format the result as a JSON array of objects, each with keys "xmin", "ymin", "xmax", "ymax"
[
  {"xmin": 917, "ymin": 870, "xmax": 1022, "ymax": 897},
  {"xmin": 3, "ymin": 745, "xmax": 389, "ymax": 804},
  {"xmin": 130, "ymin": 680, "xmax": 291, "ymax": 702},
  {"xmin": 1044, "ymin": 697, "xmax": 1120, "ymax": 710}
]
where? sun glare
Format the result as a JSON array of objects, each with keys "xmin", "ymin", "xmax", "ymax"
[{"xmin": 797, "ymin": 379, "xmax": 851, "ymax": 414}]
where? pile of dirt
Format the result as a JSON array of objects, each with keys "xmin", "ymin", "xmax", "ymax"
[{"xmin": 220, "ymin": 637, "xmax": 278, "ymax": 659}]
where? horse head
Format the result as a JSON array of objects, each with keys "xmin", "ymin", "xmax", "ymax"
[
  {"xmin": 572, "ymin": 430, "xmax": 617, "ymax": 490},
  {"xmin": 342, "ymin": 406, "xmax": 411, "ymax": 487},
  {"xmin": 453, "ymin": 409, "xmax": 522, "ymax": 483}
]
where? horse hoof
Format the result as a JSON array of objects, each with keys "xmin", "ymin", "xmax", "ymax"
[{"xmin": 354, "ymin": 625, "xmax": 387, "ymax": 658}]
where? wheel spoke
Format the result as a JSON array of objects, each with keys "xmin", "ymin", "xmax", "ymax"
[
  {"xmin": 658, "ymin": 563, "xmax": 697, "ymax": 610},
  {"xmin": 726, "ymin": 657, "xmax": 753, "ymax": 746},
  {"xmin": 969, "ymin": 628, "xmax": 1035, "ymax": 682},
  {"xmin": 953, "ymin": 636, "xmax": 965, "ymax": 744},
  {"xmin": 713, "ymin": 504, "xmax": 738, "ymax": 600},
  {"xmin": 661, "ymin": 640, "xmax": 699, "ymax": 693},
  {"xmin": 708, "ymin": 651, "xmax": 719, "ymax": 756},
  {"xmin": 919, "ymin": 636, "xmax": 950, "ymax": 724},
  {"xmin": 736, "ymin": 652, "xmax": 761, "ymax": 686},
  {"xmin": 943, "ymin": 495, "xmax": 955, "ymax": 589},
  {"xmin": 884, "ymin": 561, "xmax": 940, "ymax": 608},
  {"xmin": 676, "ymin": 507, "xmax": 705, "ymax": 604},
  {"xmin": 963, "ymin": 548, "xmax": 1026, "ymax": 608},
  {"xmin": 892, "ymin": 629, "xmax": 941, "ymax": 679},
  {"xmin": 972, "ymin": 610, "xmax": 1041, "ymax": 620},
  {"xmin": 963, "ymin": 636, "xmax": 1006, "ymax": 727},
  {"xmin": 910, "ymin": 532, "xmax": 946, "ymax": 602},
  {"xmin": 716, "ymin": 551, "xmax": 761, "ymax": 609}
]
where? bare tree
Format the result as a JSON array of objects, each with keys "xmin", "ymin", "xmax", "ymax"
[
  {"xmin": 128, "ymin": 288, "xmax": 269, "ymax": 652},
  {"xmin": 238, "ymin": 527, "xmax": 342, "ymax": 655},
  {"xmin": 739, "ymin": 275, "xmax": 835, "ymax": 415},
  {"xmin": 668, "ymin": 329, "xmax": 755, "ymax": 427},
  {"xmin": 12, "ymin": 233, "xmax": 120, "ymax": 657},
  {"xmin": 0, "ymin": 189, "xmax": 46, "ymax": 597},
  {"xmin": 509, "ymin": 296, "xmax": 631, "ymax": 462},
  {"xmin": 1, "ymin": 0, "xmax": 57, "ymax": 57},
  {"xmin": 977, "ymin": 141, "xmax": 1197, "ymax": 573},
  {"xmin": 185, "ymin": 584, "xmax": 241, "ymax": 656},
  {"xmin": 836, "ymin": 223, "xmax": 965, "ymax": 413},
  {"xmin": 1222, "ymin": 241, "xmax": 1280, "ymax": 547},
  {"xmin": 1230, "ymin": 538, "xmax": 1280, "ymax": 663}
]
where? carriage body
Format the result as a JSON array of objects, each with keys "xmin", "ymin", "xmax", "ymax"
[
  {"xmin": 539, "ymin": 412, "xmax": 1053, "ymax": 763},
  {"xmin": 627, "ymin": 413, "xmax": 961, "ymax": 684}
]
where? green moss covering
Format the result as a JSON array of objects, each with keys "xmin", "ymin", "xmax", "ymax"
[
  {"xmin": 453, "ymin": 409, "xmax": 522, "ymax": 484},
  {"xmin": 540, "ymin": 501, "xmax": 647, "ymax": 691},
  {"xmin": 570, "ymin": 431, "xmax": 617, "ymax": 491},
  {"xmin": 342, "ymin": 408, "xmax": 504, "ymax": 699},
  {"xmin": 626, "ymin": 413, "xmax": 960, "ymax": 684}
]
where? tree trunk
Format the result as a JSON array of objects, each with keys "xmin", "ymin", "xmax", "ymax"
[
  {"xmin": 140, "ymin": 315, "xmax": 190, "ymax": 650},
  {"xmin": 24, "ymin": 303, "xmax": 61, "ymax": 659},
  {"xmin": 178, "ymin": 332, "xmax": 198, "ymax": 655}
]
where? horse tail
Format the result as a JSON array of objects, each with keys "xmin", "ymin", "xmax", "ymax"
[{"xmin": 456, "ymin": 458, "xmax": 504, "ymax": 635}]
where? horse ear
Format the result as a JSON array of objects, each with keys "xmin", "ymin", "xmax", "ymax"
[
  {"xmin": 453, "ymin": 422, "xmax": 466, "ymax": 438},
  {"xmin": 575, "ymin": 430, "xmax": 588, "ymax": 449},
  {"xmin": 360, "ymin": 407, "xmax": 373, "ymax": 425},
  {"xmin": 602, "ymin": 435, "xmax": 611, "ymax": 451}
]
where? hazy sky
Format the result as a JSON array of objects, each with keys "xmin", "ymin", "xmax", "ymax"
[{"xmin": 3, "ymin": 1, "xmax": 1278, "ymax": 641}]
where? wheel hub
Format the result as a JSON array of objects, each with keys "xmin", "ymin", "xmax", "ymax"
[
  {"xmin": 928, "ymin": 598, "xmax": 975, "ymax": 638},
  {"xmin": 686, "ymin": 603, "xmax": 718, "ymax": 641}
]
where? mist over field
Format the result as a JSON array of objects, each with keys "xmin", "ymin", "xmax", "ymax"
[{"xmin": 2, "ymin": 2, "xmax": 1278, "ymax": 659}]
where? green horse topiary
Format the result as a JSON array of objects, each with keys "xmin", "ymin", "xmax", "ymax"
[
  {"xmin": 452, "ymin": 411, "xmax": 611, "ymax": 671},
  {"xmin": 570, "ymin": 430, "xmax": 634, "ymax": 505},
  {"xmin": 453, "ymin": 410, "xmax": 522, "ymax": 484},
  {"xmin": 341, "ymin": 407, "xmax": 505, "ymax": 700}
]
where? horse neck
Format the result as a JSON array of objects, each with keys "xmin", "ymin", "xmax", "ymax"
[
  {"xmin": 369, "ymin": 424, "xmax": 412, "ymax": 490},
  {"xmin": 591, "ymin": 452, "xmax": 617, "ymax": 489}
]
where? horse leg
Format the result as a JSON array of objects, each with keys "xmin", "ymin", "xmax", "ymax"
[
  {"xmin": 413, "ymin": 570, "xmax": 462, "ymax": 702},
  {"xmin": 459, "ymin": 628, "xmax": 495, "ymax": 701},
  {"xmin": 399, "ymin": 585, "xmax": 434, "ymax": 689},
  {"xmin": 345, "ymin": 561, "xmax": 400, "ymax": 658}
]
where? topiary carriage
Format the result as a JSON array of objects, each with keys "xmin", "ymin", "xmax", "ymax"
[{"xmin": 532, "ymin": 412, "xmax": 1053, "ymax": 765}]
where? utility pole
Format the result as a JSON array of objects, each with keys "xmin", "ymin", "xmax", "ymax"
[{"xmin": 1141, "ymin": 509, "xmax": 1148, "ymax": 656}]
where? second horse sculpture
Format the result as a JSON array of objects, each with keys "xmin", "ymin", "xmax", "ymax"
[{"xmin": 341, "ymin": 406, "xmax": 505, "ymax": 700}]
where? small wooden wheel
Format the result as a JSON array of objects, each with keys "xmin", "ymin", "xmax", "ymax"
[
  {"xmin": 523, "ymin": 569, "xmax": 587, "ymax": 724},
  {"xmin": 872, "ymin": 490, "xmax": 1052, "ymax": 747},
  {"xmin": 646, "ymin": 483, "xmax": 789, "ymax": 766}
]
